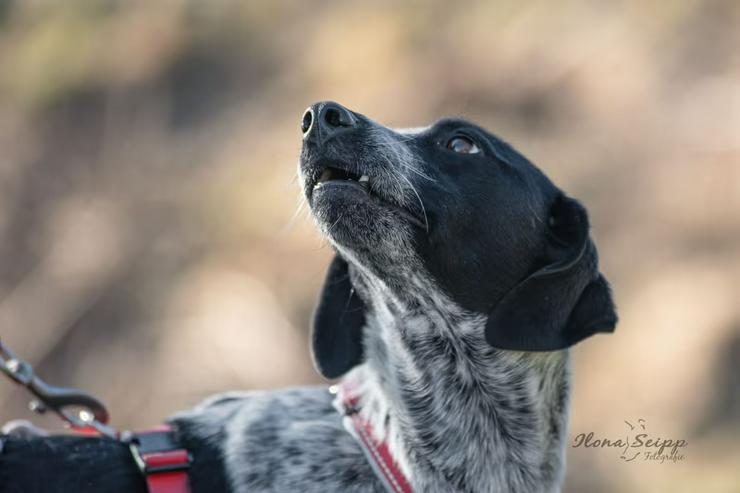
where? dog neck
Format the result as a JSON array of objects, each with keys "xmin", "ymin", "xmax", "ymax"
[{"xmin": 347, "ymin": 282, "xmax": 571, "ymax": 493}]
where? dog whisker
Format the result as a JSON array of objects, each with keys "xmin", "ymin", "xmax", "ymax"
[
  {"xmin": 369, "ymin": 130, "xmax": 436, "ymax": 183},
  {"xmin": 397, "ymin": 161, "xmax": 436, "ymax": 183},
  {"xmin": 280, "ymin": 183, "xmax": 311, "ymax": 234},
  {"xmin": 396, "ymin": 171, "xmax": 429, "ymax": 233}
]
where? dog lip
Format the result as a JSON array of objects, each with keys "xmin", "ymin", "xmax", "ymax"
[
  {"xmin": 312, "ymin": 180, "xmax": 427, "ymax": 230},
  {"xmin": 315, "ymin": 166, "xmax": 368, "ymax": 187},
  {"xmin": 313, "ymin": 179, "xmax": 369, "ymax": 195},
  {"xmin": 306, "ymin": 160, "xmax": 370, "ymax": 198},
  {"xmin": 384, "ymin": 201, "xmax": 427, "ymax": 229}
]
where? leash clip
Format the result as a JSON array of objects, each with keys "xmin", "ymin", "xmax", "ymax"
[{"xmin": 0, "ymin": 338, "xmax": 117, "ymax": 438}]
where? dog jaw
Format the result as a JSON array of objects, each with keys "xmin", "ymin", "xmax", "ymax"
[{"xmin": 300, "ymin": 125, "xmax": 427, "ymax": 282}]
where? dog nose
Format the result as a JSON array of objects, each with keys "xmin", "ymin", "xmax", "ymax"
[{"xmin": 302, "ymin": 101, "xmax": 357, "ymax": 143}]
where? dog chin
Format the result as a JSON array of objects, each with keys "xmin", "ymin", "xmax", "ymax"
[{"xmin": 311, "ymin": 185, "xmax": 413, "ymax": 257}]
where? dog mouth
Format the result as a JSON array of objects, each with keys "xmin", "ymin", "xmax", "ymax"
[
  {"xmin": 312, "ymin": 166, "xmax": 371, "ymax": 193},
  {"xmin": 308, "ymin": 165, "xmax": 426, "ymax": 229}
]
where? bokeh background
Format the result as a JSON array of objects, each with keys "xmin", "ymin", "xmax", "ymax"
[{"xmin": 0, "ymin": 1, "xmax": 738, "ymax": 491}]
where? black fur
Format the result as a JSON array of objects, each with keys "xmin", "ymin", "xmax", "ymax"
[
  {"xmin": 312, "ymin": 255, "xmax": 367, "ymax": 378},
  {"xmin": 484, "ymin": 194, "xmax": 617, "ymax": 351}
]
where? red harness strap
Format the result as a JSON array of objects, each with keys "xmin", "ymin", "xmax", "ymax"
[
  {"xmin": 123, "ymin": 425, "xmax": 193, "ymax": 493},
  {"xmin": 339, "ymin": 382, "xmax": 414, "ymax": 493}
]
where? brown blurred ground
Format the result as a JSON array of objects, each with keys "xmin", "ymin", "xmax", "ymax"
[{"xmin": 0, "ymin": 1, "xmax": 738, "ymax": 491}]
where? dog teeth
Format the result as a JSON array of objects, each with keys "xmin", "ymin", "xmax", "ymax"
[{"xmin": 313, "ymin": 170, "xmax": 371, "ymax": 191}]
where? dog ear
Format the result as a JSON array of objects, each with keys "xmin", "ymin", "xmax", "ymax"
[
  {"xmin": 311, "ymin": 254, "xmax": 366, "ymax": 379},
  {"xmin": 485, "ymin": 194, "xmax": 617, "ymax": 351}
]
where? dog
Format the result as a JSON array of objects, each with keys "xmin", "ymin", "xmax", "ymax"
[{"xmin": 0, "ymin": 101, "xmax": 616, "ymax": 493}]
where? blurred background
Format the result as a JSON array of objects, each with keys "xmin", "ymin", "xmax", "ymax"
[{"xmin": 0, "ymin": 0, "xmax": 737, "ymax": 491}]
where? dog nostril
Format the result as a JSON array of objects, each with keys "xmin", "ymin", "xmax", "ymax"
[
  {"xmin": 323, "ymin": 104, "xmax": 355, "ymax": 128},
  {"xmin": 301, "ymin": 109, "xmax": 313, "ymax": 135},
  {"xmin": 324, "ymin": 107, "xmax": 341, "ymax": 127}
]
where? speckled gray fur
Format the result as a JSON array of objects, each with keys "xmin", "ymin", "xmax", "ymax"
[{"xmin": 171, "ymin": 388, "xmax": 386, "ymax": 492}]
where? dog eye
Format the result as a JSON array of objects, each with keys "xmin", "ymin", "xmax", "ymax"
[{"xmin": 447, "ymin": 136, "xmax": 480, "ymax": 154}]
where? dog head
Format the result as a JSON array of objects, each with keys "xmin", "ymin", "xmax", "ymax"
[{"xmin": 299, "ymin": 101, "xmax": 617, "ymax": 379}]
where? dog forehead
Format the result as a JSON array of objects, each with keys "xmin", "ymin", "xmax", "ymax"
[
  {"xmin": 392, "ymin": 118, "xmax": 520, "ymax": 168},
  {"xmin": 383, "ymin": 116, "xmax": 554, "ymax": 191},
  {"xmin": 393, "ymin": 118, "xmax": 499, "ymax": 147}
]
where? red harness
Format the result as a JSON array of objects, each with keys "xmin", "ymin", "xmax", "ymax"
[
  {"xmin": 122, "ymin": 425, "xmax": 192, "ymax": 493},
  {"xmin": 338, "ymin": 381, "xmax": 414, "ymax": 493}
]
